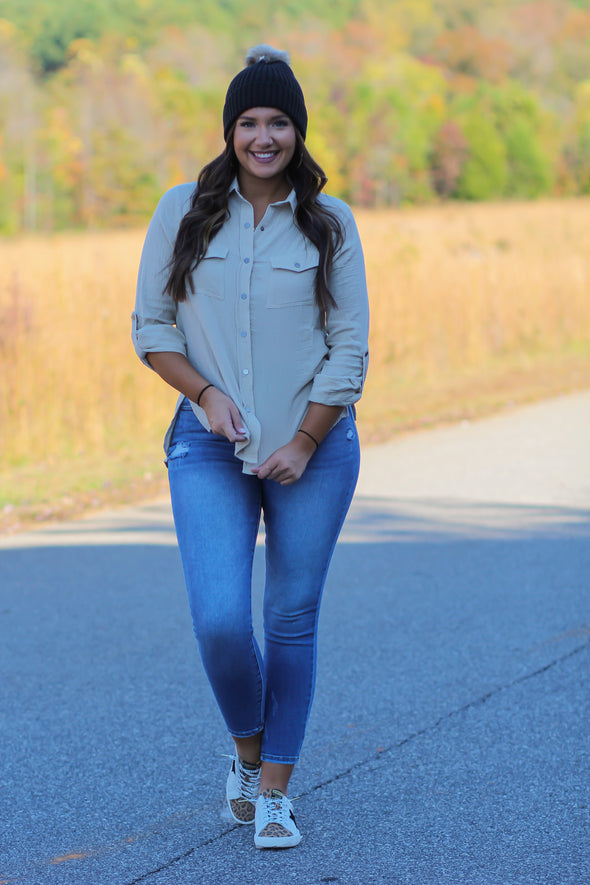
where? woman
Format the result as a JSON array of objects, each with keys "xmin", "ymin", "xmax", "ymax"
[{"xmin": 132, "ymin": 45, "xmax": 369, "ymax": 849}]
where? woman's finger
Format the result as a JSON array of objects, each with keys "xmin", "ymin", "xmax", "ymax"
[{"xmin": 229, "ymin": 406, "xmax": 248, "ymax": 437}]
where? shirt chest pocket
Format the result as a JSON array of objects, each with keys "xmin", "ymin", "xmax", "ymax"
[
  {"xmin": 191, "ymin": 242, "xmax": 229, "ymax": 300},
  {"xmin": 266, "ymin": 251, "xmax": 319, "ymax": 308}
]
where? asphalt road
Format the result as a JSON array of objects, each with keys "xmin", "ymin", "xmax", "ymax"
[{"xmin": 1, "ymin": 392, "xmax": 589, "ymax": 885}]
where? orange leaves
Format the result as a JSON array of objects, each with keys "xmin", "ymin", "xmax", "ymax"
[
  {"xmin": 431, "ymin": 120, "xmax": 469, "ymax": 198},
  {"xmin": 0, "ymin": 1, "xmax": 588, "ymax": 229},
  {"xmin": 434, "ymin": 25, "xmax": 514, "ymax": 84}
]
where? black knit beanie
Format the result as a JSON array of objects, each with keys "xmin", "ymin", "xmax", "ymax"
[{"xmin": 223, "ymin": 45, "xmax": 308, "ymax": 141}]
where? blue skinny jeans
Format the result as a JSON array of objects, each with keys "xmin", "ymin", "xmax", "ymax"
[{"xmin": 166, "ymin": 399, "xmax": 360, "ymax": 764}]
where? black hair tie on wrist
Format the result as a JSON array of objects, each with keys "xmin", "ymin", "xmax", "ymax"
[
  {"xmin": 297, "ymin": 428, "xmax": 319, "ymax": 449},
  {"xmin": 196, "ymin": 383, "xmax": 214, "ymax": 406}
]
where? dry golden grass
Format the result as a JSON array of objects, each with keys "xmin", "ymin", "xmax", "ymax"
[
  {"xmin": 362, "ymin": 200, "xmax": 590, "ymax": 376},
  {"xmin": 1, "ymin": 197, "xmax": 589, "ymax": 531},
  {"xmin": 357, "ymin": 198, "xmax": 590, "ymax": 440}
]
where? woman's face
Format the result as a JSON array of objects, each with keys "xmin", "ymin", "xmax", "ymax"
[{"xmin": 233, "ymin": 107, "xmax": 297, "ymax": 187}]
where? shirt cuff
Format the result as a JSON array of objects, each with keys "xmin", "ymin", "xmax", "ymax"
[
  {"xmin": 132, "ymin": 316, "xmax": 187, "ymax": 368},
  {"xmin": 309, "ymin": 351, "xmax": 369, "ymax": 405}
]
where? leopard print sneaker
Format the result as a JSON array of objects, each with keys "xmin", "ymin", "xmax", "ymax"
[
  {"xmin": 226, "ymin": 755, "xmax": 261, "ymax": 824},
  {"xmin": 254, "ymin": 788, "xmax": 302, "ymax": 849}
]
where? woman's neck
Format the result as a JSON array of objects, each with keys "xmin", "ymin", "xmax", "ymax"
[{"xmin": 237, "ymin": 172, "xmax": 291, "ymax": 225}]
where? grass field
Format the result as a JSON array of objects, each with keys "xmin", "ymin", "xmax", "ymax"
[{"xmin": 1, "ymin": 198, "xmax": 589, "ymax": 532}]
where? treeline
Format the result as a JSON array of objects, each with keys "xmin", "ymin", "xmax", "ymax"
[{"xmin": 0, "ymin": 0, "xmax": 589, "ymax": 231}]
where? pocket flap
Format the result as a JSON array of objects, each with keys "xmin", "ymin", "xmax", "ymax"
[
  {"xmin": 203, "ymin": 242, "xmax": 229, "ymax": 260},
  {"xmin": 269, "ymin": 252, "xmax": 318, "ymax": 272}
]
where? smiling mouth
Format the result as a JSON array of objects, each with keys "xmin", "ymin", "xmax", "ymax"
[{"xmin": 250, "ymin": 151, "xmax": 279, "ymax": 161}]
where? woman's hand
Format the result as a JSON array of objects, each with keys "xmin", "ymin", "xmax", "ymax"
[
  {"xmin": 199, "ymin": 386, "xmax": 248, "ymax": 443},
  {"xmin": 146, "ymin": 353, "xmax": 248, "ymax": 443},
  {"xmin": 252, "ymin": 434, "xmax": 316, "ymax": 485}
]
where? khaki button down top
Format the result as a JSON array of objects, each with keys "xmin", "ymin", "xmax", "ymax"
[{"xmin": 132, "ymin": 180, "xmax": 369, "ymax": 473}]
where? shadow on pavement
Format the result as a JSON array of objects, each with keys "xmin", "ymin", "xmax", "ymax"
[{"xmin": 1, "ymin": 496, "xmax": 589, "ymax": 885}]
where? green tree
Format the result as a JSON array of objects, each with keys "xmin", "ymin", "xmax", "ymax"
[
  {"xmin": 564, "ymin": 79, "xmax": 590, "ymax": 193},
  {"xmin": 26, "ymin": 0, "xmax": 105, "ymax": 75},
  {"xmin": 488, "ymin": 83, "xmax": 555, "ymax": 197},
  {"xmin": 454, "ymin": 109, "xmax": 507, "ymax": 200}
]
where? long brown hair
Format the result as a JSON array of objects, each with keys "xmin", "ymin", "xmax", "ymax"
[{"xmin": 164, "ymin": 128, "xmax": 344, "ymax": 312}]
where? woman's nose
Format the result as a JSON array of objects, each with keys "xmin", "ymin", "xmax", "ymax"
[{"xmin": 254, "ymin": 126, "xmax": 272, "ymax": 145}]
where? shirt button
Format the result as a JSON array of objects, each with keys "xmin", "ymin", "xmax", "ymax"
[
  {"xmin": 240, "ymin": 331, "xmax": 247, "ymax": 338},
  {"xmin": 294, "ymin": 261, "xmax": 301, "ymax": 268},
  {"xmin": 241, "ymin": 293, "xmax": 248, "ymax": 300},
  {"xmin": 260, "ymin": 226, "xmax": 265, "ymax": 231},
  {"xmin": 244, "ymin": 257, "xmax": 250, "ymax": 264},
  {"xmin": 242, "ymin": 368, "xmax": 249, "ymax": 375},
  {"xmin": 244, "ymin": 222, "xmax": 251, "ymax": 228}
]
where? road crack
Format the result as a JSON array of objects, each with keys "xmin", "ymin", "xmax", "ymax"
[{"xmin": 124, "ymin": 639, "xmax": 589, "ymax": 884}]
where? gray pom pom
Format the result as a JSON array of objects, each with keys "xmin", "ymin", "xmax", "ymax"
[{"xmin": 245, "ymin": 44, "xmax": 290, "ymax": 66}]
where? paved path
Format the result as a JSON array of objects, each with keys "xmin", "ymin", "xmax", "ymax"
[{"xmin": 1, "ymin": 392, "xmax": 589, "ymax": 885}]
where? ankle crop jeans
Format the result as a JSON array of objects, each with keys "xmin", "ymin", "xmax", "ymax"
[{"xmin": 166, "ymin": 399, "xmax": 360, "ymax": 765}]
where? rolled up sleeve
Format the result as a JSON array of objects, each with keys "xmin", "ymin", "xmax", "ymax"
[
  {"xmin": 309, "ymin": 203, "xmax": 369, "ymax": 406},
  {"xmin": 132, "ymin": 186, "xmax": 192, "ymax": 368}
]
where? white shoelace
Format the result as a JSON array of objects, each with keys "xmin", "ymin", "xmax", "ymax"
[
  {"xmin": 237, "ymin": 759, "xmax": 261, "ymax": 802},
  {"xmin": 260, "ymin": 791, "xmax": 292, "ymax": 827}
]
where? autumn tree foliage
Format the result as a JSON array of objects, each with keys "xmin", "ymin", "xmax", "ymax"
[
  {"xmin": 430, "ymin": 121, "xmax": 468, "ymax": 198},
  {"xmin": 0, "ymin": 0, "xmax": 588, "ymax": 231}
]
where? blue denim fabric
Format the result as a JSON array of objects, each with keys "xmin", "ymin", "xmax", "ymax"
[{"xmin": 167, "ymin": 400, "xmax": 360, "ymax": 764}]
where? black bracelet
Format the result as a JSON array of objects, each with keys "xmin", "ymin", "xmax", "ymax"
[
  {"xmin": 297, "ymin": 428, "xmax": 319, "ymax": 449},
  {"xmin": 196, "ymin": 383, "xmax": 214, "ymax": 406}
]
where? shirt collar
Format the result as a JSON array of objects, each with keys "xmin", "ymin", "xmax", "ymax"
[{"xmin": 229, "ymin": 177, "xmax": 297, "ymax": 212}]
